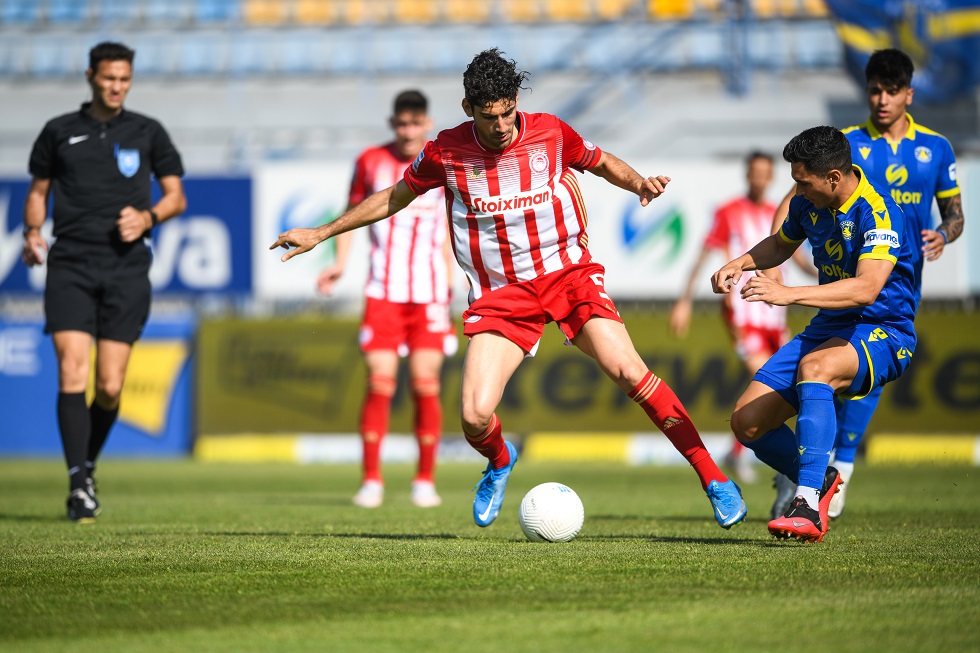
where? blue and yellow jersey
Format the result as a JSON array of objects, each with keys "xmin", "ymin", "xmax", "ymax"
[
  {"xmin": 779, "ymin": 165, "xmax": 917, "ymax": 336},
  {"xmin": 842, "ymin": 114, "xmax": 960, "ymax": 290}
]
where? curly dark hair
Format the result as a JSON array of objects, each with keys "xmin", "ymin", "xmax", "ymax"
[
  {"xmin": 866, "ymin": 48, "xmax": 914, "ymax": 89},
  {"xmin": 463, "ymin": 48, "xmax": 530, "ymax": 109},
  {"xmin": 782, "ymin": 126, "xmax": 852, "ymax": 176}
]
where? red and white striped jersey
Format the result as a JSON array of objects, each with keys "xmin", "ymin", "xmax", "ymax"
[
  {"xmin": 703, "ymin": 196, "xmax": 787, "ymax": 330},
  {"xmin": 403, "ymin": 112, "xmax": 602, "ymax": 303},
  {"xmin": 350, "ymin": 143, "xmax": 449, "ymax": 304}
]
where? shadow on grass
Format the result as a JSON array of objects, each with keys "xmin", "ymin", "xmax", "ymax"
[
  {"xmin": 202, "ymin": 531, "xmax": 463, "ymax": 540},
  {"xmin": 0, "ymin": 513, "xmax": 66, "ymax": 523}
]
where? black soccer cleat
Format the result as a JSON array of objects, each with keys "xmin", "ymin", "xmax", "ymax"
[
  {"xmin": 85, "ymin": 476, "xmax": 102, "ymax": 516},
  {"xmin": 66, "ymin": 488, "xmax": 98, "ymax": 523}
]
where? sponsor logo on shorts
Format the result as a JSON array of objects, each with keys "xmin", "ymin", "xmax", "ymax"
[{"xmin": 464, "ymin": 315, "xmax": 482, "ymax": 323}]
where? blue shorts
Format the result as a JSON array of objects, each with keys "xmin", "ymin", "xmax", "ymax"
[{"xmin": 753, "ymin": 320, "xmax": 916, "ymax": 412}]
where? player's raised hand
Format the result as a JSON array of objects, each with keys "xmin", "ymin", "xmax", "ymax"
[
  {"xmin": 270, "ymin": 228, "xmax": 322, "ymax": 262},
  {"xmin": 711, "ymin": 262, "xmax": 742, "ymax": 294},
  {"xmin": 638, "ymin": 175, "xmax": 671, "ymax": 206}
]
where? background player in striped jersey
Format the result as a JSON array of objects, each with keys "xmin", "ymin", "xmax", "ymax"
[
  {"xmin": 316, "ymin": 90, "xmax": 453, "ymax": 509},
  {"xmin": 272, "ymin": 48, "xmax": 748, "ymax": 531},
  {"xmin": 770, "ymin": 49, "xmax": 965, "ymax": 520},
  {"xmin": 669, "ymin": 151, "xmax": 788, "ymax": 484},
  {"xmin": 714, "ymin": 126, "xmax": 917, "ymax": 542}
]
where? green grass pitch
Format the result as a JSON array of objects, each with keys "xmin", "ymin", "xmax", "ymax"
[{"xmin": 1, "ymin": 459, "xmax": 978, "ymax": 653}]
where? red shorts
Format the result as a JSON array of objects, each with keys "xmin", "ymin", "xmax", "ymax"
[
  {"xmin": 461, "ymin": 262, "xmax": 622, "ymax": 355},
  {"xmin": 731, "ymin": 324, "xmax": 787, "ymax": 361},
  {"xmin": 360, "ymin": 297, "xmax": 455, "ymax": 355}
]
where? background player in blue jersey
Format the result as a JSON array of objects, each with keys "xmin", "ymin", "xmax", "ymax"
[
  {"xmin": 770, "ymin": 49, "xmax": 965, "ymax": 520},
  {"xmin": 712, "ymin": 126, "xmax": 918, "ymax": 543}
]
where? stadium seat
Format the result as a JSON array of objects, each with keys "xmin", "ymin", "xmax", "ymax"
[
  {"xmin": 443, "ymin": 0, "xmax": 490, "ymax": 23},
  {"xmin": 178, "ymin": 32, "xmax": 228, "ymax": 75},
  {"xmin": 393, "ymin": 0, "xmax": 438, "ymax": 24},
  {"xmin": 45, "ymin": 0, "xmax": 91, "ymax": 24},
  {"xmin": 1, "ymin": 0, "xmax": 41, "ymax": 24},
  {"xmin": 195, "ymin": 0, "xmax": 241, "ymax": 23},
  {"xmin": 801, "ymin": 0, "xmax": 828, "ymax": 17},
  {"xmin": 144, "ymin": 0, "xmax": 191, "ymax": 24},
  {"xmin": 337, "ymin": 0, "xmax": 391, "ymax": 24},
  {"xmin": 294, "ymin": 0, "xmax": 335, "ymax": 24},
  {"xmin": 500, "ymin": 0, "xmax": 541, "ymax": 23},
  {"xmin": 98, "ymin": 0, "xmax": 142, "ymax": 24},
  {"xmin": 593, "ymin": 0, "xmax": 633, "ymax": 21},
  {"xmin": 544, "ymin": 0, "xmax": 591, "ymax": 22},
  {"xmin": 649, "ymin": 0, "xmax": 694, "ymax": 20},
  {"xmin": 243, "ymin": 0, "xmax": 288, "ymax": 25}
]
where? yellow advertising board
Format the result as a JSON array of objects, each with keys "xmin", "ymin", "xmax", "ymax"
[{"xmin": 197, "ymin": 306, "xmax": 980, "ymax": 435}]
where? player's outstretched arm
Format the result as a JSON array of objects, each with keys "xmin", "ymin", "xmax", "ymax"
[
  {"xmin": 272, "ymin": 180, "xmax": 417, "ymax": 262},
  {"xmin": 587, "ymin": 151, "xmax": 669, "ymax": 206},
  {"xmin": 922, "ymin": 193, "xmax": 964, "ymax": 261},
  {"xmin": 742, "ymin": 257, "xmax": 892, "ymax": 308},
  {"xmin": 712, "ymin": 233, "xmax": 796, "ymax": 294}
]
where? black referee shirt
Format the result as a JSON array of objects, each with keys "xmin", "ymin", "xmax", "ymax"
[{"xmin": 28, "ymin": 102, "xmax": 184, "ymax": 245}]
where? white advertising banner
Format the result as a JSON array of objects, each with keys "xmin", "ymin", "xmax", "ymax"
[{"xmin": 254, "ymin": 159, "xmax": 972, "ymax": 302}]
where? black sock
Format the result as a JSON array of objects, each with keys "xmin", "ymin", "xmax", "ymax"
[
  {"xmin": 57, "ymin": 392, "xmax": 90, "ymax": 492},
  {"xmin": 87, "ymin": 401, "xmax": 119, "ymax": 471}
]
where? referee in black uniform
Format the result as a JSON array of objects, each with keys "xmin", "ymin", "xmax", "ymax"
[{"xmin": 21, "ymin": 42, "xmax": 186, "ymax": 522}]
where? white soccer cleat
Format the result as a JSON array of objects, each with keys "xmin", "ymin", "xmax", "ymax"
[
  {"xmin": 410, "ymin": 480, "xmax": 442, "ymax": 508},
  {"xmin": 352, "ymin": 480, "xmax": 384, "ymax": 508},
  {"xmin": 828, "ymin": 470, "xmax": 850, "ymax": 519}
]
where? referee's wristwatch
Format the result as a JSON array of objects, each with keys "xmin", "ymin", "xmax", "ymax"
[{"xmin": 22, "ymin": 225, "xmax": 40, "ymax": 237}]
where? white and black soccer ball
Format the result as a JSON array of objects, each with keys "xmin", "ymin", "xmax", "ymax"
[{"xmin": 518, "ymin": 482, "xmax": 585, "ymax": 543}]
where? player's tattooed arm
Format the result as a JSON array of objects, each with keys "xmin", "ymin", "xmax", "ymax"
[{"xmin": 936, "ymin": 194, "xmax": 964, "ymax": 243}]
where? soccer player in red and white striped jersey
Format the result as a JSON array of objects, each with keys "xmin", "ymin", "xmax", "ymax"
[
  {"xmin": 317, "ymin": 90, "xmax": 452, "ymax": 510},
  {"xmin": 273, "ymin": 49, "xmax": 747, "ymax": 530}
]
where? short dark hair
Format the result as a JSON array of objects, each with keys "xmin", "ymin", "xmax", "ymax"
[
  {"xmin": 865, "ymin": 48, "xmax": 914, "ymax": 88},
  {"xmin": 89, "ymin": 41, "xmax": 135, "ymax": 71},
  {"xmin": 393, "ymin": 89, "xmax": 428, "ymax": 115},
  {"xmin": 782, "ymin": 126, "xmax": 852, "ymax": 176},
  {"xmin": 746, "ymin": 150, "xmax": 773, "ymax": 167},
  {"xmin": 463, "ymin": 48, "xmax": 530, "ymax": 109}
]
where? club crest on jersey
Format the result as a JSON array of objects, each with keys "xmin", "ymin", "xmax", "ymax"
[
  {"xmin": 583, "ymin": 139, "xmax": 596, "ymax": 151},
  {"xmin": 529, "ymin": 152, "xmax": 549, "ymax": 174},
  {"xmin": 914, "ymin": 146, "xmax": 932, "ymax": 163},
  {"xmin": 116, "ymin": 148, "xmax": 140, "ymax": 178},
  {"xmin": 840, "ymin": 220, "xmax": 855, "ymax": 240}
]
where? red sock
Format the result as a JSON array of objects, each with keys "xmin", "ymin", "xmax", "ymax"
[
  {"xmin": 412, "ymin": 378, "xmax": 441, "ymax": 482},
  {"xmin": 464, "ymin": 413, "xmax": 509, "ymax": 468},
  {"xmin": 360, "ymin": 375, "xmax": 395, "ymax": 483},
  {"xmin": 730, "ymin": 439, "xmax": 745, "ymax": 456},
  {"xmin": 629, "ymin": 371, "xmax": 727, "ymax": 490}
]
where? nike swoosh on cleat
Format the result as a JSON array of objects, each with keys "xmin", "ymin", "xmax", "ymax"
[
  {"xmin": 714, "ymin": 506, "xmax": 730, "ymax": 521},
  {"xmin": 792, "ymin": 520, "xmax": 808, "ymax": 528},
  {"xmin": 478, "ymin": 491, "xmax": 497, "ymax": 522}
]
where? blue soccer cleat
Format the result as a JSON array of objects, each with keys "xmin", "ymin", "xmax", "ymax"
[
  {"xmin": 472, "ymin": 441, "xmax": 518, "ymax": 527},
  {"xmin": 706, "ymin": 478, "xmax": 747, "ymax": 529}
]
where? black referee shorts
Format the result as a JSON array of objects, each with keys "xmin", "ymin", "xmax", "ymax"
[{"xmin": 44, "ymin": 239, "xmax": 152, "ymax": 344}]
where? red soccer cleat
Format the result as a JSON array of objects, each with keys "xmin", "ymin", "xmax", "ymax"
[{"xmin": 768, "ymin": 496, "xmax": 822, "ymax": 543}]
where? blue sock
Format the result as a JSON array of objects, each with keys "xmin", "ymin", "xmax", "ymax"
[
  {"xmin": 833, "ymin": 386, "xmax": 882, "ymax": 464},
  {"xmin": 741, "ymin": 423, "xmax": 799, "ymax": 482},
  {"xmin": 796, "ymin": 382, "xmax": 836, "ymax": 490}
]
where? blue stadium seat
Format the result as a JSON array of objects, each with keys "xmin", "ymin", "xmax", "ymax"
[
  {"xmin": 144, "ymin": 0, "xmax": 189, "ymax": 24},
  {"xmin": 99, "ymin": 0, "xmax": 142, "ymax": 24},
  {"xmin": 195, "ymin": 0, "xmax": 240, "ymax": 23},
  {"xmin": 1, "ymin": 0, "xmax": 42, "ymax": 24},
  {"xmin": 229, "ymin": 31, "xmax": 278, "ymax": 76},
  {"xmin": 45, "ymin": 0, "xmax": 91, "ymax": 24},
  {"xmin": 178, "ymin": 33, "xmax": 228, "ymax": 75}
]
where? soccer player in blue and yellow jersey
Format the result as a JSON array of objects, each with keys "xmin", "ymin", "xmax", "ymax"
[
  {"xmin": 713, "ymin": 126, "xmax": 917, "ymax": 542},
  {"xmin": 771, "ymin": 49, "xmax": 965, "ymax": 521}
]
